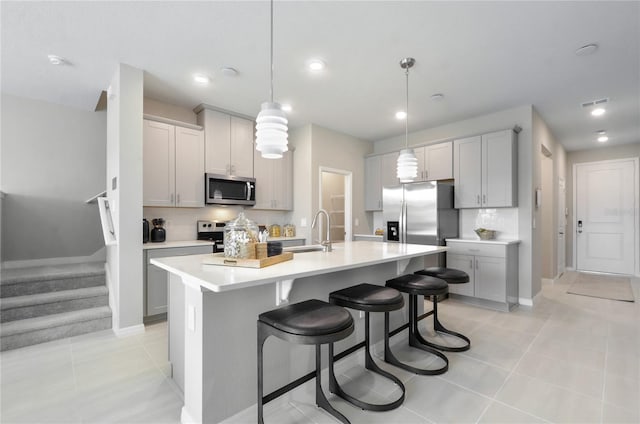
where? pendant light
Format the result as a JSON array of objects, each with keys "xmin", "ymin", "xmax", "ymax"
[
  {"xmin": 396, "ymin": 57, "xmax": 418, "ymax": 183},
  {"xmin": 255, "ymin": 0, "xmax": 288, "ymax": 159}
]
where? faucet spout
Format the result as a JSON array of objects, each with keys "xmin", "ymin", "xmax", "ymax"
[{"xmin": 311, "ymin": 209, "xmax": 332, "ymax": 252}]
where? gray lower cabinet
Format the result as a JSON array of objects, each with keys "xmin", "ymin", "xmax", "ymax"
[
  {"xmin": 144, "ymin": 245, "xmax": 213, "ymax": 320},
  {"xmin": 276, "ymin": 238, "xmax": 305, "ymax": 247},
  {"xmin": 446, "ymin": 240, "xmax": 519, "ymax": 310}
]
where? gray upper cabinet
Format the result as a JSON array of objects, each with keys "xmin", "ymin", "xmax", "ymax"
[
  {"xmin": 196, "ymin": 107, "xmax": 254, "ymax": 178},
  {"xmin": 253, "ymin": 149, "xmax": 293, "ymax": 210},
  {"xmin": 365, "ymin": 152, "xmax": 399, "ymax": 211},
  {"xmin": 415, "ymin": 141, "xmax": 453, "ymax": 181},
  {"xmin": 453, "ymin": 129, "xmax": 517, "ymax": 208},
  {"xmin": 143, "ymin": 119, "xmax": 204, "ymax": 208}
]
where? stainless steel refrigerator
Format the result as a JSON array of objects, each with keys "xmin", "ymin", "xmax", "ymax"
[{"xmin": 383, "ymin": 181, "xmax": 458, "ymax": 246}]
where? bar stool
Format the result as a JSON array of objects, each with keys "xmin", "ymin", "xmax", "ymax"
[
  {"xmin": 327, "ymin": 283, "xmax": 406, "ymax": 411},
  {"xmin": 415, "ymin": 267, "xmax": 471, "ymax": 352},
  {"xmin": 258, "ymin": 299, "xmax": 354, "ymax": 424},
  {"xmin": 384, "ymin": 274, "xmax": 449, "ymax": 375}
]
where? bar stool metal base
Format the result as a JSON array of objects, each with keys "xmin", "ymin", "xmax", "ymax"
[
  {"xmin": 328, "ymin": 312, "xmax": 405, "ymax": 411},
  {"xmin": 423, "ymin": 295, "xmax": 471, "ymax": 352},
  {"xmin": 383, "ymin": 294, "xmax": 448, "ymax": 375}
]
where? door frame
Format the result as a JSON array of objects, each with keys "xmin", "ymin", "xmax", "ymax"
[
  {"xmin": 572, "ymin": 157, "xmax": 639, "ymax": 276},
  {"xmin": 318, "ymin": 167, "xmax": 353, "ymax": 242}
]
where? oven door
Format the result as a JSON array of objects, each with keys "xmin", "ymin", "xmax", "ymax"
[{"xmin": 205, "ymin": 174, "xmax": 256, "ymax": 206}]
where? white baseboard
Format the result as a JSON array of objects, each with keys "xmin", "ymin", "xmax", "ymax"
[
  {"xmin": 518, "ymin": 297, "xmax": 533, "ymax": 306},
  {"xmin": 181, "ymin": 406, "xmax": 198, "ymax": 424},
  {"xmin": 566, "ymin": 267, "xmax": 576, "ymax": 272},
  {"xmin": 2, "ymin": 247, "xmax": 107, "ymax": 269},
  {"xmin": 541, "ymin": 278, "xmax": 554, "ymax": 285},
  {"xmin": 113, "ymin": 324, "xmax": 145, "ymax": 337}
]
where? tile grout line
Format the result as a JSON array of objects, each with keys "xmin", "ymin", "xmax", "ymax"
[{"xmin": 474, "ymin": 309, "xmax": 553, "ymax": 423}]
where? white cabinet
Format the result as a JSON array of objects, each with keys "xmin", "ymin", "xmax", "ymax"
[
  {"xmin": 253, "ymin": 149, "xmax": 293, "ymax": 210},
  {"xmin": 365, "ymin": 152, "xmax": 399, "ymax": 211},
  {"xmin": 144, "ymin": 245, "xmax": 213, "ymax": 319},
  {"xmin": 415, "ymin": 142, "xmax": 453, "ymax": 181},
  {"xmin": 197, "ymin": 107, "xmax": 254, "ymax": 178},
  {"xmin": 143, "ymin": 120, "xmax": 204, "ymax": 208},
  {"xmin": 446, "ymin": 240, "xmax": 519, "ymax": 310},
  {"xmin": 453, "ymin": 130, "xmax": 517, "ymax": 208}
]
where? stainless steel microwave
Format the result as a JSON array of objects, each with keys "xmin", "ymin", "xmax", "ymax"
[{"xmin": 205, "ymin": 173, "xmax": 256, "ymax": 206}]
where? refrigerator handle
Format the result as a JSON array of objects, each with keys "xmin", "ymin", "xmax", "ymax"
[{"xmin": 400, "ymin": 200, "xmax": 405, "ymax": 243}]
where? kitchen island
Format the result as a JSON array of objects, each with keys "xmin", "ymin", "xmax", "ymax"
[{"xmin": 151, "ymin": 241, "xmax": 447, "ymax": 423}]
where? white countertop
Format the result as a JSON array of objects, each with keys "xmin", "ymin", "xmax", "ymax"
[
  {"xmin": 446, "ymin": 238, "xmax": 521, "ymax": 245},
  {"xmin": 143, "ymin": 240, "xmax": 215, "ymax": 250},
  {"xmin": 353, "ymin": 234, "xmax": 383, "ymax": 238},
  {"xmin": 151, "ymin": 241, "xmax": 447, "ymax": 293}
]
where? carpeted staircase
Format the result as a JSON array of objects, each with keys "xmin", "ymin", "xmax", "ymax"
[{"xmin": 0, "ymin": 262, "xmax": 112, "ymax": 351}]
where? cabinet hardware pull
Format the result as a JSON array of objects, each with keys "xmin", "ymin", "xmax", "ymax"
[
  {"xmin": 177, "ymin": 194, "xmax": 180, "ymax": 204},
  {"xmin": 171, "ymin": 194, "xmax": 174, "ymax": 204},
  {"xmin": 477, "ymin": 195, "xmax": 480, "ymax": 204},
  {"xmin": 469, "ymin": 248, "xmax": 480, "ymax": 252},
  {"xmin": 425, "ymin": 170, "xmax": 428, "ymax": 179},
  {"xmin": 476, "ymin": 260, "xmax": 479, "ymax": 270},
  {"xmin": 469, "ymin": 259, "xmax": 473, "ymax": 268},
  {"xmin": 483, "ymin": 194, "xmax": 486, "ymax": 204}
]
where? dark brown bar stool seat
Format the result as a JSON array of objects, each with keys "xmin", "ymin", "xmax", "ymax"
[
  {"xmin": 384, "ymin": 274, "xmax": 449, "ymax": 375},
  {"xmin": 414, "ymin": 267, "xmax": 471, "ymax": 352},
  {"xmin": 258, "ymin": 299, "xmax": 354, "ymax": 424},
  {"xmin": 328, "ymin": 283, "xmax": 406, "ymax": 411}
]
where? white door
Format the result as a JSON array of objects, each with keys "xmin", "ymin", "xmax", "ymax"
[
  {"xmin": 576, "ymin": 159, "xmax": 636, "ymax": 274},
  {"xmin": 557, "ymin": 178, "xmax": 566, "ymax": 277}
]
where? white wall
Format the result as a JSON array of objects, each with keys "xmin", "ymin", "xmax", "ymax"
[
  {"xmin": 374, "ymin": 105, "xmax": 536, "ymax": 302},
  {"xmin": 1, "ymin": 94, "xmax": 106, "ymax": 263},
  {"xmin": 143, "ymin": 98, "xmax": 197, "ymax": 125},
  {"xmin": 565, "ymin": 142, "xmax": 640, "ymax": 269},
  {"xmin": 106, "ymin": 64, "xmax": 144, "ymax": 332},
  {"xmin": 290, "ymin": 125, "xmax": 313, "ymax": 241}
]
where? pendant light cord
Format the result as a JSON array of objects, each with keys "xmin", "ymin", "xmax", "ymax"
[
  {"xmin": 405, "ymin": 66, "xmax": 409, "ymax": 149},
  {"xmin": 270, "ymin": 0, "xmax": 274, "ymax": 103}
]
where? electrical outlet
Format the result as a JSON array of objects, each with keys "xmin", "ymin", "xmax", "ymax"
[
  {"xmin": 355, "ymin": 218, "xmax": 359, "ymax": 226},
  {"xmin": 300, "ymin": 218, "xmax": 307, "ymax": 227}
]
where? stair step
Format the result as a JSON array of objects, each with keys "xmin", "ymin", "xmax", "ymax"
[
  {"xmin": 0, "ymin": 306, "xmax": 112, "ymax": 351},
  {"xmin": 1, "ymin": 286, "xmax": 109, "ymax": 322},
  {"xmin": 0, "ymin": 262, "xmax": 105, "ymax": 298}
]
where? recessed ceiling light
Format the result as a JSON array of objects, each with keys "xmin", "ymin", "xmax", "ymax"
[
  {"xmin": 597, "ymin": 135, "xmax": 609, "ymax": 142},
  {"xmin": 430, "ymin": 93, "xmax": 444, "ymax": 101},
  {"xmin": 575, "ymin": 43, "xmax": 599, "ymax": 56},
  {"xmin": 591, "ymin": 108, "xmax": 606, "ymax": 116},
  {"xmin": 281, "ymin": 104, "xmax": 292, "ymax": 112},
  {"xmin": 220, "ymin": 67, "xmax": 238, "ymax": 77},
  {"xmin": 307, "ymin": 59, "xmax": 326, "ymax": 71},
  {"xmin": 395, "ymin": 111, "xmax": 407, "ymax": 120},
  {"xmin": 193, "ymin": 73, "xmax": 210, "ymax": 85},
  {"xmin": 47, "ymin": 54, "xmax": 66, "ymax": 65}
]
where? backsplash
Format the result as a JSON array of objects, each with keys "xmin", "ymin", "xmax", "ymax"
[
  {"xmin": 459, "ymin": 208, "xmax": 519, "ymax": 239},
  {"xmin": 144, "ymin": 206, "xmax": 293, "ymax": 241}
]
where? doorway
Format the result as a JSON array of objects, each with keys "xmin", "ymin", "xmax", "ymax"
[
  {"xmin": 574, "ymin": 158, "xmax": 638, "ymax": 275},
  {"xmin": 319, "ymin": 168, "xmax": 352, "ymax": 242},
  {"xmin": 557, "ymin": 177, "xmax": 566, "ymax": 278},
  {"xmin": 540, "ymin": 151, "xmax": 554, "ymax": 281}
]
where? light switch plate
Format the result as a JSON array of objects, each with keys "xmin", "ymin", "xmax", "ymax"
[{"xmin": 300, "ymin": 218, "xmax": 307, "ymax": 227}]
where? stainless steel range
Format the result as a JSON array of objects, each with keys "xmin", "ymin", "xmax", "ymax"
[{"xmin": 197, "ymin": 220, "xmax": 225, "ymax": 253}]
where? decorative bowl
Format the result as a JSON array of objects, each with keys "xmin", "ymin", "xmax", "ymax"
[{"xmin": 474, "ymin": 228, "xmax": 496, "ymax": 240}]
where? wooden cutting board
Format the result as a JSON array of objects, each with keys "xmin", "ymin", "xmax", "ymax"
[{"xmin": 202, "ymin": 252, "xmax": 293, "ymax": 268}]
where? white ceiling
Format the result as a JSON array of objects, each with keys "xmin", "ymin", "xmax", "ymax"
[{"xmin": 2, "ymin": 1, "xmax": 639, "ymax": 151}]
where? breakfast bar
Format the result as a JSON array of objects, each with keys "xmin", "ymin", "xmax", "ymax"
[{"xmin": 151, "ymin": 241, "xmax": 447, "ymax": 423}]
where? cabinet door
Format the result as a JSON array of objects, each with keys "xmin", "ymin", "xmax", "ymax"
[
  {"xmin": 175, "ymin": 127, "xmax": 205, "ymax": 207},
  {"xmin": 482, "ymin": 130, "xmax": 516, "ymax": 207},
  {"xmin": 446, "ymin": 254, "xmax": 475, "ymax": 296},
  {"xmin": 202, "ymin": 109, "xmax": 231, "ymax": 175},
  {"xmin": 381, "ymin": 152, "xmax": 400, "ymax": 188},
  {"xmin": 146, "ymin": 264, "xmax": 169, "ymax": 315},
  {"xmin": 453, "ymin": 136, "xmax": 482, "ymax": 208},
  {"xmin": 252, "ymin": 147, "xmax": 273, "ymax": 209},
  {"xmin": 275, "ymin": 150, "xmax": 293, "ymax": 210},
  {"xmin": 414, "ymin": 146, "xmax": 426, "ymax": 181},
  {"xmin": 365, "ymin": 156, "xmax": 382, "ymax": 211},
  {"xmin": 474, "ymin": 256, "xmax": 506, "ymax": 303},
  {"xmin": 230, "ymin": 116, "xmax": 255, "ymax": 178},
  {"xmin": 143, "ymin": 120, "xmax": 175, "ymax": 207},
  {"xmin": 425, "ymin": 142, "xmax": 453, "ymax": 180}
]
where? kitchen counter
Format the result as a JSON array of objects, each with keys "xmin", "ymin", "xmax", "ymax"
[
  {"xmin": 353, "ymin": 233, "xmax": 383, "ymax": 241},
  {"xmin": 142, "ymin": 240, "xmax": 214, "ymax": 250},
  {"xmin": 151, "ymin": 241, "xmax": 447, "ymax": 423},
  {"xmin": 446, "ymin": 238, "xmax": 521, "ymax": 245}
]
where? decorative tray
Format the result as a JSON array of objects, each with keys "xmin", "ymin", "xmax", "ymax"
[{"xmin": 202, "ymin": 252, "xmax": 293, "ymax": 269}]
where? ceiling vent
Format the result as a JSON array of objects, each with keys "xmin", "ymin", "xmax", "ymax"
[{"xmin": 581, "ymin": 98, "xmax": 609, "ymax": 108}]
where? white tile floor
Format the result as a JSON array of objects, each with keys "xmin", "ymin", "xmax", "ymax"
[{"xmin": 1, "ymin": 271, "xmax": 639, "ymax": 424}]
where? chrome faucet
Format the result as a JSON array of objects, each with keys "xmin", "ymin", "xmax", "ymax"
[{"xmin": 311, "ymin": 209, "xmax": 332, "ymax": 252}]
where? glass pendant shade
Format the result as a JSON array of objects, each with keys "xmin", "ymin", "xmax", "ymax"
[
  {"xmin": 255, "ymin": 102, "xmax": 288, "ymax": 159},
  {"xmin": 397, "ymin": 148, "xmax": 418, "ymax": 182}
]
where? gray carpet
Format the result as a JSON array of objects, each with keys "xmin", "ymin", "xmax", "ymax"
[{"xmin": 567, "ymin": 272, "xmax": 635, "ymax": 302}]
